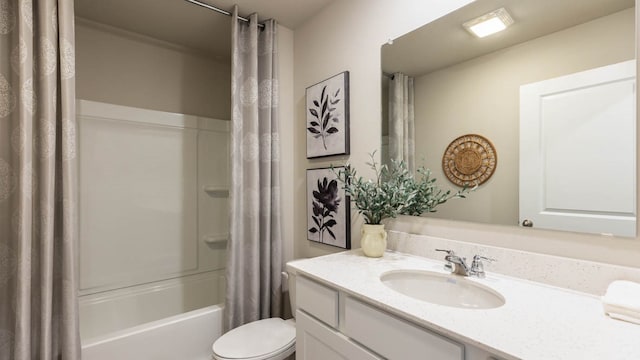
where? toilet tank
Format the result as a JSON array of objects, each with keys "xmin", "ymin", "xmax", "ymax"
[{"xmin": 284, "ymin": 260, "xmax": 305, "ymax": 319}]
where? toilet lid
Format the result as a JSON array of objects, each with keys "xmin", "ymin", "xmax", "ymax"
[{"xmin": 212, "ymin": 318, "xmax": 295, "ymax": 360}]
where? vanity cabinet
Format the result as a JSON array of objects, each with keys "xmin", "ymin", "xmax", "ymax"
[
  {"xmin": 296, "ymin": 276, "xmax": 380, "ymax": 360},
  {"xmin": 296, "ymin": 275, "xmax": 501, "ymax": 360}
]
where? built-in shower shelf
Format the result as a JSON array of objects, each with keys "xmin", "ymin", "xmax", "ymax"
[
  {"xmin": 203, "ymin": 234, "xmax": 228, "ymax": 245},
  {"xmin": 203, "ymin": 186, "xmax": 229, "ymax": 198}
]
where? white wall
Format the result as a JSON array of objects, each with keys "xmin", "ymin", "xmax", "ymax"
[
  {"xmin": 293, "ymin": 0, "xmax": 640, "ymax": 267},
  {"xmin": 294, "ymin": 0, "xmax": 474, "ymax": 258},
  {"xmin": 76, "ymin": 18, "xmax": 231, "ymax": 119}
]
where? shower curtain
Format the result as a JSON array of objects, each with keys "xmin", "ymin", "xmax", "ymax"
[
  {"xmin": 0, "ymin": 0, "xmax": 80, "ymax": 359},
  {"xmin": 225, "ymin": 7, "xmax": 283, "ymax": 330},
  {"xmin": 389, "ymin": 72, "xmax": 415, "ymax": 172}
]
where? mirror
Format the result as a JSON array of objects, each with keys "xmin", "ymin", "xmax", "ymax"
[{"xmin": 381, "ymin": 0, "xmax": 637, "ymax": 237}]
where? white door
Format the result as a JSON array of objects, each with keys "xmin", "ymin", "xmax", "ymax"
[{"xmin": 519, "ymin": 60, "xmax": 636, "ymax": 237}]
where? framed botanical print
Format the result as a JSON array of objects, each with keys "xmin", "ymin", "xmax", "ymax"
[
  {"xmin": 306, "ymin": 71, "xmax": 350, "ymax": 158},
  {"xmin": 306, "ymin": 167, "xmax": 351, "ymax": 249}
]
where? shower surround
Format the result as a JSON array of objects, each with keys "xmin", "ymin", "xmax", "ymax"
[{"xmin": 77, "ymin": 100, "xmax": 229, "ymax": 344}]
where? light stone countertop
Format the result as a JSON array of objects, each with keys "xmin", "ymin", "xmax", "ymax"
[{"xmin": 287, "ymin": 249, "xmax": 640, "ymax": 360}]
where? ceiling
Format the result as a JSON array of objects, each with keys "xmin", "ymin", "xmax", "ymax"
[
  {"xmin": 75, "ymin": 0, "xmax": 336, "ymax": 60},
  {"xmin": 382, "ymin": 0, "xmax": 635, "ymax": 76}
]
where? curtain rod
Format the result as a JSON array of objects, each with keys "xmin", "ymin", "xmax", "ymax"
[{"xmin": 184, "ymin": 0, "xmax": 265, "ymax": 28}]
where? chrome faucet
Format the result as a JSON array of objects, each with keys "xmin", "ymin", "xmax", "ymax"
[
  {"xmin": 436, "ymin": 249, "xmax": 495, "ymax": 278},
  {"xmin": 436, "ymin": 249, "xmax": 470, "ymax": 276}
]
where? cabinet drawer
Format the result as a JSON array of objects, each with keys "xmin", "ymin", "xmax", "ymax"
[
  {"xmin": 297, "ymin": 310, "xmax": 382, "ymax": 360},
  {"xmin": 344, "ymin": 296, "xmax": 464, "ymax": 360},
  {"xmin": 296, "ymin": 276, "xmax": 339, "ymax": 328}
]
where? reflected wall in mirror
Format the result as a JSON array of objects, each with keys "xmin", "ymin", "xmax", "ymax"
[{"xmin": 381, "ymin": 0, "xmax": 637, "ymax": 237}]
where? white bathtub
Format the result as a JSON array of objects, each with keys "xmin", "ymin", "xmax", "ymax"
[{"xmin": 82, "ymin": 304, "xmax": 223, "ymax": 360}]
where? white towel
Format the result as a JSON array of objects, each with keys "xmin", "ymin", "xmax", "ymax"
[{"xmin": 602, "ymin": 280, "xmax": 640, "ymax": 325}]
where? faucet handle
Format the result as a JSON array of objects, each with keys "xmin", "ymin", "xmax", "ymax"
[
  {"xmin": 435, "ymin": 248, "xmax": 455, "ymax": 255},
  {"xmin": 470, "ymin": 255, "xmax": 496, "ymax": 278},
  {"xmin": 436, "ymin": 249, "xmax": 456, "ymax": 273},
  {"xmin": 473, "ymin": 255, "xmax": 496, "ymax": 263}
]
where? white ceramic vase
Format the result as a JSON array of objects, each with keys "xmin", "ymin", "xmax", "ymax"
[{"xmin": 360, "ymin": 224, "xmax": 387, "ymax": 258}]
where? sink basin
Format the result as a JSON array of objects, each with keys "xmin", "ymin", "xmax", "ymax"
[{"xmin": 380, "ymin": 270, "xmax": 505, "ymax": 309}]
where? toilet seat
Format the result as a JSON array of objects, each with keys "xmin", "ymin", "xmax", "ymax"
[{"xmin": 212, "ymin": 318, "xmax": 296, "ymax": 360}]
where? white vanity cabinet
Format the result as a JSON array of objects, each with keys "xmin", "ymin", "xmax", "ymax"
[
  {"xmin": 295, "ymin": 275, "xmax": 501, "ymax": 360},
  {"xmin": 295, "ymin": 276, "xmax": 381, "ymax": 360}
]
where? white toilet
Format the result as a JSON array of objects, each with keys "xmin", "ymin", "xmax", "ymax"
[{"xmin": 211, "ymin": 270, "xmax": 298, "ymax": 360}]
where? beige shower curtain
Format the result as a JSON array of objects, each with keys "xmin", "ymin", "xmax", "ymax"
[
  {"xmin": 225, "ymin": 7, "xmax": 283, "ymax": 330},
  {"xmin": 0, "ymin": 0, "xmax": 80, "ymax": 359}
]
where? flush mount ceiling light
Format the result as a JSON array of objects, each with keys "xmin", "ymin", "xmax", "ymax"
[{"xmin": 463, "ymin": 8, "xmax": 514, "ymax": 38}]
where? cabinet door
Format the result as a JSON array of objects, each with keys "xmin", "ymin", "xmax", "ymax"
[
  {"xmin": 296, "ymin": 276, "xmax": 339, "ymax": 328},
  {"xmin": 296, "ymin": 310, "xmax": 382, "ymax": 360}
]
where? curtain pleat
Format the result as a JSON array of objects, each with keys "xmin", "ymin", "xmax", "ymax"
[
  {"xmin": 0, "ymin": 0, "xmax": 80, "ymax": 359},
  {"xmin": 389, "ymin": 72, "xmax": 415, "ymax": 172},
  {"xmin": 225, "ymin": 6, "xmax": 282, "ymax": 331}
]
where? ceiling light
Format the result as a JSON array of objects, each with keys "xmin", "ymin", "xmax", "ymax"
[{"xmin": 463, "ymin": 8, "xmax": 514, "ymax": 38}]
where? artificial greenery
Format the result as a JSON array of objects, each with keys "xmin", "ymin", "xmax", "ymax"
[
  {"xmin": 400, "ymin": 166, "xmax": 473, "ymax": 216},
  {"xmin": 334, "ymin": 152, "xmax": 474, "ymax": 224}
]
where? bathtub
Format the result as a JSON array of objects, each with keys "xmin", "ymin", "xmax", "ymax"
[{"xmin": 82, "ymin": 304, "xmax": 223, "ymax": 360}]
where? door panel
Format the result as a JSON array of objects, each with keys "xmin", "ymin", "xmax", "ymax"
[{"xmin": 519, "ymin": 60, "xmax": 636, "ymax": 236}]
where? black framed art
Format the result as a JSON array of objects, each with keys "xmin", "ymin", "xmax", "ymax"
[
  {"xmin": 306, "ymin": 167, "xmax": 351, "ymax": 249},
  {"xmin": 306, "ymin": 71, "xmax": 350, "ymax": 158}
]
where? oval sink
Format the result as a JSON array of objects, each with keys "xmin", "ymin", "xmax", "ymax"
[{"xmin": 380, "ymin": 270, "xmax": 505, "ymax": 309}]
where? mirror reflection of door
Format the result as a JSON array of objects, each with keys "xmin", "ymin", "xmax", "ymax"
[{"xmin": 519, "ymin": 60, "xmax": 636, "ymax": 236}]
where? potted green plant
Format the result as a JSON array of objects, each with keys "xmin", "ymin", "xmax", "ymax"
[
  {"xmin": 334, "ymin": 153, "xmax": 473, "ymax": 257},
  {"xmin": 400, "ymin": 166, "xmax": 474, "ymax": 216}
]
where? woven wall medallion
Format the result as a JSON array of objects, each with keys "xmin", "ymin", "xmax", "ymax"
[{"xmin": 442, "ymin": 134, "xmax": 497, "ymax": 187}]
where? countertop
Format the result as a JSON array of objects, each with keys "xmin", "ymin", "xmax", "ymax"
[{"xmin": 287, "ymin": 250, "xmax": 640, "ymax": 360}]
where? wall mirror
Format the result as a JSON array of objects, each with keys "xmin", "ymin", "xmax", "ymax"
[{"xmin": 381, "ymin": 0, "xmax": 637, "ymax": 237}]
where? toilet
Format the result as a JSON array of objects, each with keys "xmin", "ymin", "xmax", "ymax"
[{"xmin": 211, "ymin": 270, "xmax": 298, "ymax": 360}]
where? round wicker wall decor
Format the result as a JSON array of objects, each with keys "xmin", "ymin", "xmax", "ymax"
[{"xmin": 442, "ymin": 134, "xmax": 497, "ymax": 187}]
